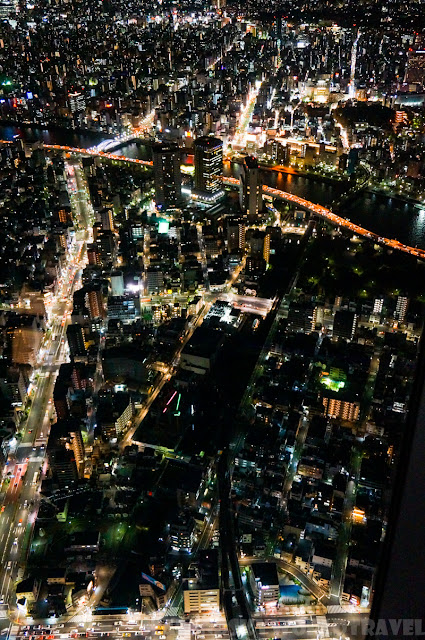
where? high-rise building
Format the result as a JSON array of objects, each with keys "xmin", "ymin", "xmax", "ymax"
[
  {"xmin": 373, "ymin": 297, "xmax": 384, "ymax": 315},
  {"xmin": 95, "ymin": 230, "xmax": 115, "ymax": 266},
  {"xmin": 85, "ymin": 288, "xmax": 105, "ymax": 319},
  {"xmin": 247, "ymin": 230, "xmax": 270, "ymax": 264},
  {"xmin": 193, "ymin": 136, "xmax": 224, "ymax": 203},
  {"xmin": 227, "ymin": 218, "xmax": 246, "ymax": 252},
  {"xmin": 239, "ymin": 155, "xmax": 263, "ymax": 216},
  {"xmin": 51, "ymin": 449, "xmax": 79, "ymax": 489},
  {"xmin": 0, "ymin": 0, "xmax": 17, "ymax": 19},
  {"xmin": 68, "ymin": 92, "xmax": 86, "ymax": 114},
  {"xmin": 287, "ymin": 303, "xmax": 318, "ymax": 333},
  {"xmin": 404, "ymin": 37, "xmax": 425, "ymax": 87},
  {"xmin": 87, "ymin": 244, "xmax": 101, "ymax": 266},
  {"xmin": 66, "ymin": 324, "xmax": 87, "ymax": 361},
  {"xmin": 68, "ymin": 428, "xmax": 85, "ymax": 478},
  {"xmin": 183, "ymin": 550, "xmax": 220, "ymax": 614},
  {"xmin": 152, "ymin": 142, "xmax": 181, "ymax": 210},
  {"xmin": 333, "ymin": 310, "xmax": 357, "ymax": 340},
  {"xmin": 146, "ymin": 268, "xmax": 164, "ymax": 294},
  {"xmin": 394, "ymin": 295, "xmax": 408, "ymax": 323}
]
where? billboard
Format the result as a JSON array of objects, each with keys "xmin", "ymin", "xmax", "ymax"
[{"xmin": 141, "ymin": 572, "xmax": 166, "ymax": 592}]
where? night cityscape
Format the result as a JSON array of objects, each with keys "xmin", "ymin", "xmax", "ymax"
[{"xmin": 0, "ymin": 0, "xmax": 424, "ymax": 638}]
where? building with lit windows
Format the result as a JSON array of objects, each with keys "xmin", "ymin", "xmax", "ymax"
[
  {"xmin": 115, "ymin": 396, "xmax": 134, "ymax": 435},
  {"xmin": 333, "ymin": 310, "xmax": 357, "ymax": 340},
  {"xmin": 404, "ymin": 41, "xmax": 425, "ymax": 87},
  {"xmin": 68, "ymin": 92, "xmax": 86, "ymax": 114},
  {"xmin": 322, "ymin": 396, "xmax": 360, "ymax": 422},
  {"xmin": 183, "ymin": 550, "xmax": 220, "ymax": 614},
  {"xmin": 227, "ymin": 218, "xmax": 246, "ymax": 252},
  {"xmin": 152, "ymin": 142, "xmax": 182, "ymax": 210},
  {"xmin": 247, "ymin": 229, "xmax": 270, "ymax": 264},
  {"xmin": 66, "ymin": 324, "xmax": 87, "ymax": 362},
  {"xmin": 248, "ymin": 562, "xmax": 280, "ymax": 608},
  {"xmin": 0, "ymin": 0, "xmax": 17, "ymax": 18},
  {"xmin": 239, "ymin": 155, "xmax": 263, "ymax": 216},
  {"xmin": 394, "ymin": 295, "xmax": 408, "ymax": 323},
  {"xmin": 169, "ymin": 513, "xmax": 196, "ymax": 553},
  {"xmin": 192, "ymin": 136, "xmax": 224, "ymax": 203},
  {"xmin": 85, "ymin": 288, "xmax": 105, "ymax": 319},
  {"xmin": 68, "ymin": 428, "xmax": 85, "ymax": 478}
]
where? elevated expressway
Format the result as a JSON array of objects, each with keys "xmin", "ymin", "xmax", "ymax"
[{"xmin": 39, "ymin": 143, "xmax": 425, "ymax": 261}]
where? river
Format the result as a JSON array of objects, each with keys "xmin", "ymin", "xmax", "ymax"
[{"xmin": 1, "ymin": 123, "xmax": 425, "ymax": 250}]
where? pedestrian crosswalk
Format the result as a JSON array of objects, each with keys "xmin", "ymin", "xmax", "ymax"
[
  {"xmin": 316, "ymin": 615, "xmax": 329, "ymax": 638},
  {"xmin": 327, "ymin": 604, "xmax": 347, "ymax": 613},
  {"xmin": 167, "ymin": 603, "xmax": 181, "ymax": 618},
  {"xmin": 177, "ymin": 624, "xmax": 191, "ymax": 640},
  {"xmin": 8, "ymin": 624, "xmax": 19, "ymax": 639}
]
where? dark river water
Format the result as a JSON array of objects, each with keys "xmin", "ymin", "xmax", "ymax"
[{"xmin": 1, "ymin": 123, "xmax": 424, "ymax": 250}]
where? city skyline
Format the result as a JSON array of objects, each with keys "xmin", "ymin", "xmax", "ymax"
[{"xmin": 0, "ymin": 2, "xmax": 424, "ymax": 640}]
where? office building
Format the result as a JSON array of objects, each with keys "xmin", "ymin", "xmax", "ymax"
[
  {"xmin": 152, "ymin": 142, "xmax": 181, "ymax": 210},
  {"xmin": 239, "ymin": 155, "xmax": 263, "ymax": 216},
  {"xmin": 404, "ymin": 38, "xmax": 425, "ymax": 86},
  {"xmin": 107, "ymin": 295, "xmax": 140, "ymax": 321},
  {"xmin": 333, "ymin": 310, "xmax": 357, "ymax": 340},
  {"xmin": 249, "ymin": 562, "xmax": 280, "ymax": 608},
  {"xmin": 180, "ymin": 326, "xmax": 224, "ymax": 375},
  {"xmin": 51, "ymin": 449, "xmax": 79, "ymax": 489},
  {"xmin": 192, "ymin": 136, "xmax": 224, "ymax": 203},
  {"xmin": 68, "ymin": 92, "xmax": 86, "ymax": 114},
  {"xmin": 169, "ymin": 513, "xmax": 196, "ymax": 553},
  {"xmin": 145, "ymin": 268, "xmax": 164, "ymax": 294},
  {"xmin": 95, "ymin": 230, "xmax": 115, "ymax": 266},
  {"xmin": 227, "ymin": 218, "xmax": 246, "ymax": 252},
  {"xmin": 287, "ymin": 303, "xmax": 317, "ymax": 333},
  {"xmin": 183, "ymin": 550, "xmax": 220, "ymax": 614},
  {"xmin": 66, "ymin": 324, "xmax": 87, "ymax": 361}
]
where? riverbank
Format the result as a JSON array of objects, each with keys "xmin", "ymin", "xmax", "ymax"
[
  {"xmin": 257, "ymin": 163, "xmax": 351, "ymax": 188},
  {"xmin": 367, "ymin": 186, "xmax": 425, "ymax": 210},
  {"xmin": 0, "ymin": 119, "xmax": 109, "ymax": 146}
]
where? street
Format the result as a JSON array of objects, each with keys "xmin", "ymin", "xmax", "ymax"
[{"xmin": 0, "ymin": 159, "xmax": 92, "ymax": 635}]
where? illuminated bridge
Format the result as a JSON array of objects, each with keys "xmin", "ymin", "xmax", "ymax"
[
  {"xmin": 43, "ymin": 143, "xmax": 154, "ymax": 167},
  {"xmin": 35, "ymin": 143, "xmax": 425, "ymax": 261},
  {"xmin": 222, "ymin": 176, "xmax": 425, "ymax": 261}
]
